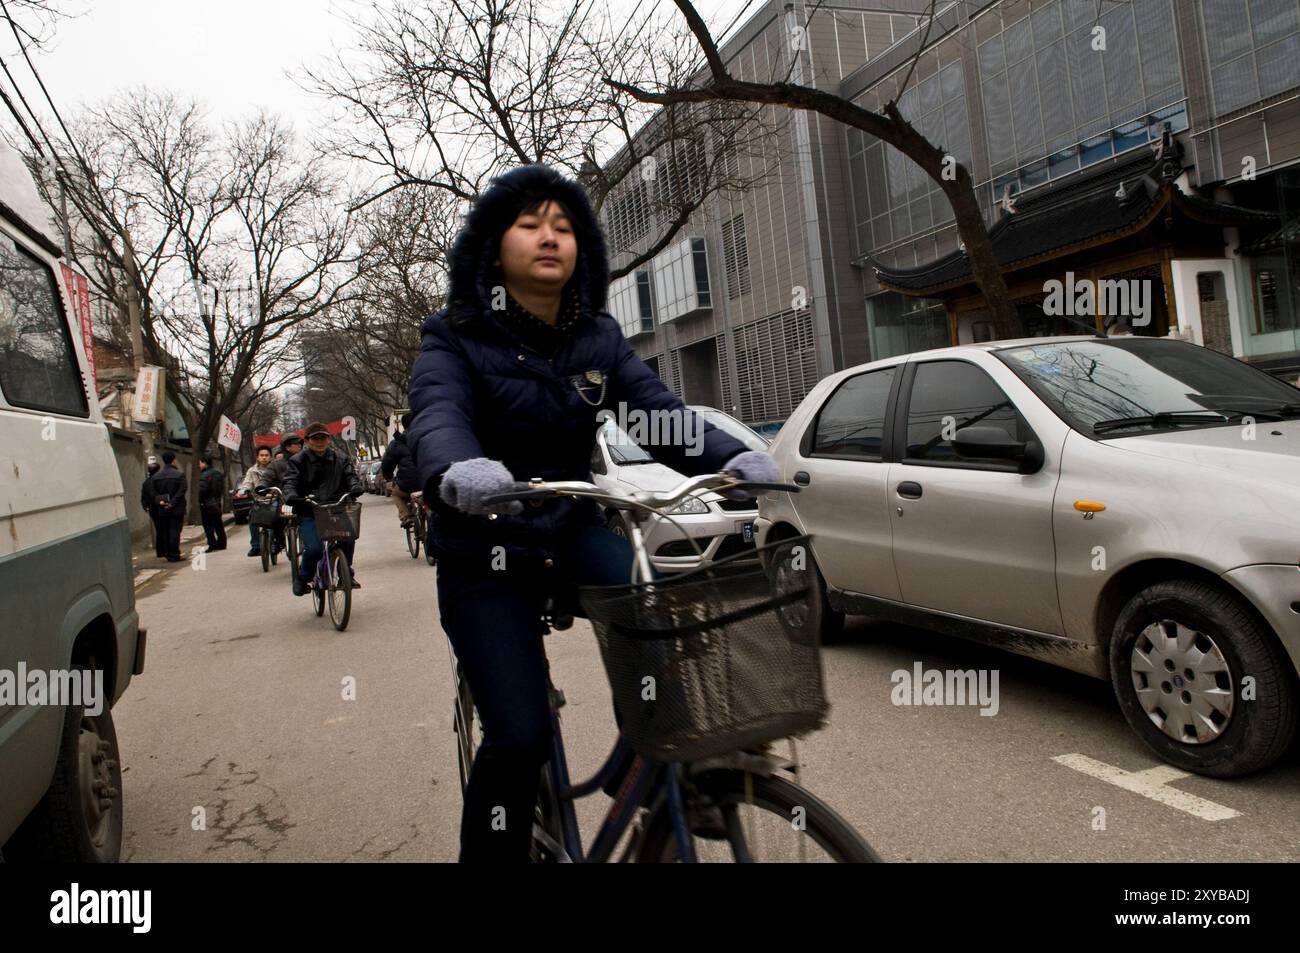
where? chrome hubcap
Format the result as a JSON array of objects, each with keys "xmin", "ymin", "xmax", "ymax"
[{"xmin": 1130, "ymin": 619, "xmax": 1234, "ymax": 744}]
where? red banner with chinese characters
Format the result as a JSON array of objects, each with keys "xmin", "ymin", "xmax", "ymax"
[
  {"xmin": 254, "ymin": 418, "xmax": 349, "ymax": 449},
  {"xmin": 58, "ymin": 263, "xmax": 97, "ymax": 395}
]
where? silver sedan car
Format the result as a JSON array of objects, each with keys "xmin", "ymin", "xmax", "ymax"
[
  {"xmin": 757, "ymin": 335, "xmax": 1300, "ymax": 777},
  {"xmin": 592, "ymin": 406, "xmax": 770, "ymax": 574}
]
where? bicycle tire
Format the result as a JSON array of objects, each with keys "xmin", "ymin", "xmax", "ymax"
[
  {"xmin": 451, "ymin": 664, "xmax": 478, "ymax": 795},
  {"xmin": 287, "ymin": 527, "xmax": 300, "ymax": 577},
  {"xmin": 312, "ymin": 563, "xmax": 325, "ymax": 616},
  {"xmin": 260, "ymin": 529, "xmax": 270, "ymax": 573},
  {"xmin": 406, "ymin": 521, "xmax": 420, "ymax": 559},
  {"xmin": 329, "ymin": 549, "xmax": 352, "ymax": 631},
  {"xmin": 635, "ymin": 769, "xmax": 880, "ymax": 863}
]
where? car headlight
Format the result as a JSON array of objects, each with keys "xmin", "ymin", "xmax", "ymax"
[{"xmin": 667, "ymin": 496, "xmax": 709, "ymax": 516}]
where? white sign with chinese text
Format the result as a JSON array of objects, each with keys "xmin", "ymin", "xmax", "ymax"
[{"xmin": 217, "ymin": 415, "xmax": 241, "ymax": 451}]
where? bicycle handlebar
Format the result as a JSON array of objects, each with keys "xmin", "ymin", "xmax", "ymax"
[{"xmin": 480, "ymin": 471, "xmax": 800, "ymax": 512}]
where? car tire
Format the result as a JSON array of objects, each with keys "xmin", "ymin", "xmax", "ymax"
[
  {"xmin": 765, "ymin": 536, "xmax": 845, "ymax": 644},
  {"xmin": 3, "ymin": 665, "xmax": 123, "ymax": 862},
  {"xmin": 1110, "ymin": 580, "xmax": 1297, "ymax": 778}
]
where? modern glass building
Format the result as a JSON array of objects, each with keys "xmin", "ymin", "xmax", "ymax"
[{"xmin": 600, "ymin": 0, "xmax": 1300, "ymax": 431}]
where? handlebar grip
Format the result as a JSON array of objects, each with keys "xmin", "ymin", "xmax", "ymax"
[{"xmin": 480, "ymin": 487, "xmax": 554, "ymax": 505}]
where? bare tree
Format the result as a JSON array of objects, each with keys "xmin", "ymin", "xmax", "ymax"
[
  {"xmin": 605, "ymin": 0, "xmax": 1022, "ymax": 338},
  {"xmin": 306, "ymin": 0, "xmax": 781, "ymax": 278},
  {"xmin": 31, "ymin": 91, "xmax": 358, "ymax": 518}
]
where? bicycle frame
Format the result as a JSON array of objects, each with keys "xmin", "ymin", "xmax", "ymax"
[{"xmin": 541, "ymin": 692, "xmax": 696, "ymax": 863}]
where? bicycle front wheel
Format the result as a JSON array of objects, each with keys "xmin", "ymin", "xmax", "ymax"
[
  {"xmin": 329, "ymin": 549, "xmax": 352, "ymax": 631},
  {"xmin": 406, "ymin": 521, "xmax": 420, "ymax": 559},
  {"xmin": 287, "ymin": 526, "xmax": 300, "ymax": 577},
  {"xmin": 259, "ymin": 529, "xmax": 271, "ymax": 573},
  {"xmin": 636, "ymin": 769, "xmax": 880, "ymax": 863}
]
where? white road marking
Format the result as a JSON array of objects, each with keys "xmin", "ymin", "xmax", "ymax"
[{"xmin": 1052, "ymin": 753, "xmax": 1241, "ymax": 821}]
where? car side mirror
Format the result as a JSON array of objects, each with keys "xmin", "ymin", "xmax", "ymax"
[{"xmin": 953, "ymin": 426, "xmax": 1044, "ymax": 474}]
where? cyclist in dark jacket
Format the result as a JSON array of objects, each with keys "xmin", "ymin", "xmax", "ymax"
[
  {"xmin": 283, "ymin": 422, "xmax": 365, "ymax": 596},
  {"xmin": 380, "ymin": 416, "xmax": 421, "ymax": 526},
  {"xmin": 406, "ymin": 164, "xmax": 777, "ymax": 863},
  {"xmin": 148, "ymin": 451, "xmax": 187, "ymax": 562}
]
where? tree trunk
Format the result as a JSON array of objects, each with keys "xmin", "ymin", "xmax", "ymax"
[{"xmin": 941, "ymin": 173, "xmax": 1021, "ymax": 340}]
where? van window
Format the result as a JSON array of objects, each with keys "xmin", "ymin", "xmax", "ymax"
[{"xmin": 0, "ymin": 233, "xmax": 88, "ymax": 416}]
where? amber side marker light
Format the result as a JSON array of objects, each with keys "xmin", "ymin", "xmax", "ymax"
[{"xmin": 1073, "ymin": 501, "xmax": 1106, "ymax": 513}]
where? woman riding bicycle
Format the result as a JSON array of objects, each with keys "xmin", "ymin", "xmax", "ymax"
[{"xmin": 406, "ymin": 164, "xmax": 778, "ymax": 863}]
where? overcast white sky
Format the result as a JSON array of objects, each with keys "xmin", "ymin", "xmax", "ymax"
[{"xmin": 7, "ymin": 0, "xmax": 757, "ymax": 140}]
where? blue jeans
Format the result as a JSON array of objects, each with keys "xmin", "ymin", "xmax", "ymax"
[
  {"xmin": 248, "ymin": 519, "xmax": 285, "ymax": 553},
  {"xmin": 296, "ymin": 515, "xmax": 355, "ymax": 583},
  {"xmin": 436, "ymin": 523, "xmax": 636, "ymax": 863}
]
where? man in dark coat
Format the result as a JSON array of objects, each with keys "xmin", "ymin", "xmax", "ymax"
[
  {"xmin": 406, "ymin": 164, "xmax": 778, "ymax": 862},
  {"xmin": 197, "ymin": 454, "xmax": 227, "ymax": 551},
  {"xmin": 282, "ymin": 422, "xmax": 365, "ymax": 595},
  {"xmin": 141, "ymin": 455, "xmax": 162, "ymax": 556},
  {"xmin": 380, "ymin": 414, "xmax": 421, "ymax": 526},
  {"xmin": 148, "ymin": 450, "xmax": 187, "ymax": 562}
]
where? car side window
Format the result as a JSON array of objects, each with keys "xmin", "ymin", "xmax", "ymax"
[
  {"xmin": 0, "ymin": 233, "xmax": 87, "ymax": 417},
  {"xmin": 811, "ymin": 366, "xmax": 895, "ymax": 458},
  {"xmin": 904, "ymin": 360, "xmax": 1026, "ymax": 464}
]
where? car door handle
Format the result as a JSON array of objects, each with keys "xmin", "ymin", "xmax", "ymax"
[
  {"xmin": 897, "ymin": 481, "xmax": 923, "ymax": 499},
  {"xmin": 793, "ymin": 471, "xmax": 810, "ymax": 486}
]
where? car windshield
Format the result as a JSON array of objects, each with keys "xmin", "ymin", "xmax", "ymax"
[
  {"xmin": 600, "ymin": 420, "xmax": 655, "ymax": 465},
  {"xmin": 996, "ymin": 338, "xmax": 1300, "ymax": 437},
  {"xmin": 691, "ymin": 408, "xmax": 769, "ymax": 450}
]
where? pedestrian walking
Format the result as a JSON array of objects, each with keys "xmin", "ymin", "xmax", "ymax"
[
  {"xmin": 198, "ymin": 455, "xmax": 227, "ymax": 551},
  {"xmin": 149, "ymin": 451, "xmax": 187, "ymax": 562}
]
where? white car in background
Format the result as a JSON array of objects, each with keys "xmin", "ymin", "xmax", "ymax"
[{"xmin": 591, "ymin": 405, "xmax": 770, "ymax": 574}]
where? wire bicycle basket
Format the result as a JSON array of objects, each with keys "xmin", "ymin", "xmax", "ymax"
[
  {"xmin": 579, "ymin": 535, "xmax": 828, "ymax": 763},
  {"xmin": 249, "ymin": 498, "xmax": 280, "ymax": 527},
  {"xmin": 314, "ymin": 500, "xmax": 362, "ymax": 542}
]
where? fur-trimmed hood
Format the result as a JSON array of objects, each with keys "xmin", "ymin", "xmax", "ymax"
[{"xmin": 443, "ymin": 164, "xmax": 608, "ymax": 332}]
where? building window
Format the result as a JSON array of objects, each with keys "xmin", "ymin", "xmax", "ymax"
[
  {"xmin": 1201, "ymin": 0, "xmax": 1300, "ymax": 116},
  {"xmin": 1253, "ymin": 267, "xmax": 1295, "ymax": 333},
  {"xmin": 609, "ymin": 269, "xmax": 656, "ymax": 338},
  {"xmin": 652, "ymin": 237, "xmax": 712, "ymax": 322},
  {"xmin": 605, "ymin": 180, "xmax": 651, "ymax": 249},
  {"xmin": 720, "ymin": 214, "xmax": 750, "ymax": 299},
  {"xmin": 867, "ymin": 293, "xmax": 950, "ymax": 360}
]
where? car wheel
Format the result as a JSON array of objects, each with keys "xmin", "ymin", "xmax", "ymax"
[
  {"xmin": 1110, "ymin": 580, "xmax": 1297, "ymax": 778},
  {"xmin": 607, "ymin": 511, "xmax": 629, "ymax": 540},
  {"xmin": 3, "ymin": 665, "xmax": 123, "ymax": 862},
  {"xmin": 765, "ymin": 536, "xmax": 845, "ymax": 644}
]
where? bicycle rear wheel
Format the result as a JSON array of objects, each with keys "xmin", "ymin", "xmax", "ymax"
[
  {"xmin": 451, "ymin": 661, "xmax": 479, "ymax": 794},
  {"xmin": 406, "ymin": 521, "xmax": 420, "ymax": 558},
  {"xmin": 259, "ymin": 528, "xmax": 271, "ymax": 573},
  {"xmin": 329, "ymin": 549, "xmax": 352, "ymax": 631},
  {"xmin": 636, "ymin": 769, "xmax": 879, "ymax": 863}
]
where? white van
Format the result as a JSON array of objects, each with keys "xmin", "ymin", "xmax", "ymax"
[{"xmin": 0, "ymin": 143, "xmax": 144, "ymax": 861}]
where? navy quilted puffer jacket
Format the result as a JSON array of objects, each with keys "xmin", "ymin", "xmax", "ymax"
[{"xmin": 406, "ymin": 164, "xmax": 748, "ymax": 566}]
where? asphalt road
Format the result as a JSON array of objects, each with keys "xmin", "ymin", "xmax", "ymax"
[{"xmin": 117, "ymin": 499, "xmax": 1300, "ymax": 862}]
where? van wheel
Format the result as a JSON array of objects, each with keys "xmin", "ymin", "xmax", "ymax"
[
  {"xmin": 3, "ymin": 666, "xmax": 123, "ymax": 861},
  {"xmin": 765, "ymin": 538, "xmax": 844, "ymax": 644},
  {"xmin": 1110, "ymin": 580, "xmax": 1297, "ymax": 778}
]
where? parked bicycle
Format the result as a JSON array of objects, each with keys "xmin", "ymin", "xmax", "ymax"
[
  {"xmin": 249, "ymin": 487, "xmax": 283, "ymax": 574},
  {"xmin": 405, "ymin": 491, "xmax": 436, "ymax": 566},
  {"xmin": 446, "ymin": 471, "xmax": 879, "ymax": 863},
  {"xmin": 304, "ymin": 494, "xmax": 362, "ymax": 632}
]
